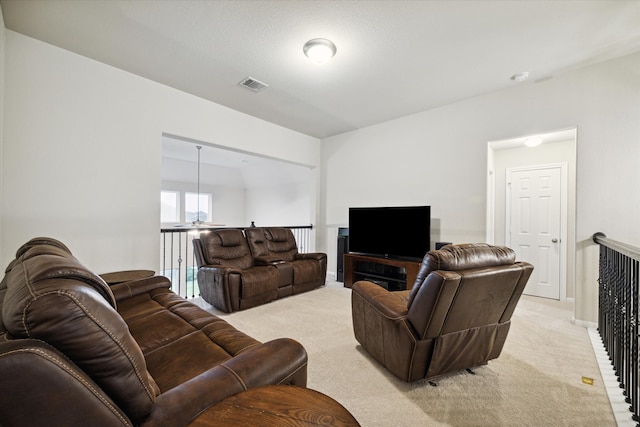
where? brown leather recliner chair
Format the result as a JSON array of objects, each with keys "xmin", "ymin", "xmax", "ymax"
[
  {"xmin": 351, "ymin": 243, "xmax": 533, "ymax": 382},
  {"xmin": 193, "ymin": 229, "xmax": 280, "ymax": 312},
  {"xmin": 245, "ymin": 227, "xmax": 327, "ymax": 296}
]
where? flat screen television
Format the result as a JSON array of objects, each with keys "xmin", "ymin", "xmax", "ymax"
[{"xmin": 348, "ymin": 205, "xmax": 431, "ymax": 261}]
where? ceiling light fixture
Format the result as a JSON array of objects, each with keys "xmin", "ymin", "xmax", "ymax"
[
  {"xmin": 193, "ymin": 145, "xmax": 204, "ymax": 226},
  {"xmin": 173, "ymin": 145, "xmax": 224, "ymax": 229},
  {"xmin": 524, "ymin": 137, "xmax": 543, "ymax": 147},
  {"xmin": 303, "ymin": 38, "xmax": 337, "ymax": 64}
]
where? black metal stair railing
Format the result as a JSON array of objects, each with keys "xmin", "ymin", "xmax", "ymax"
[
  {"xmin": 160, "ymin": 225, "xmax": 313, "ymax": 299},
  {"xmin": 593, "ymin": 232, "xmax": 640, "ymax": 425}
]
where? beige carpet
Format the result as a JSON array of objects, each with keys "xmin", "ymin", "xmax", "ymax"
[{"xmin": 195, "ymin": 282, "xmax": 615, "ymax": 426}]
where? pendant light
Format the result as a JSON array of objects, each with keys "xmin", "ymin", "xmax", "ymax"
[{"xmin": 193, "ymin": 145, "xmax": 204, "ymax": 225}]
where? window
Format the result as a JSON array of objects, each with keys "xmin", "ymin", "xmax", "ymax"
[
  {"xmin": 161, "ymin": 191, "xmax": 180, "ymax": 223},
  {"xmin": 185, "ymin": 192, "xmax": 211, "ymax": 223}
]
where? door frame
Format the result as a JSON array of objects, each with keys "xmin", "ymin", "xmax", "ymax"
[{"xmin": 505, "ymin": 162, "xmax": 568, "ymax": 301}]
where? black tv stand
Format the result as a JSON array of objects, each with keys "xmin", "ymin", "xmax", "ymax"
[{"xmin": 343, "ymin": 253, "xmax": 421, "ymax": 291}]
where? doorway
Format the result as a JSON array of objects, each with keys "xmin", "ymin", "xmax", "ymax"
[
  {"xmin": 506, "ymin": 164, "xmax": 566, "ymax": 299},
  {"xmin": 487, "ymin": 128, "xmax": 576, "ymax": 301}
]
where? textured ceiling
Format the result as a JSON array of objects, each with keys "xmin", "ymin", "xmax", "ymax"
[{"xmin": 2, "ymin": 0, "xmax": 640, "ymax": 140}]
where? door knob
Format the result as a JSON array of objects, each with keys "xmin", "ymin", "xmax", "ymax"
[{"xmin": 551, "ymin": 238, "xmax": 558, "ymax": 243}]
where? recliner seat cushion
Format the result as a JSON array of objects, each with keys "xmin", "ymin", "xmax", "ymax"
[{"xmin": 117, "ymin": 286, "xmax": 262, "ymax": 392}]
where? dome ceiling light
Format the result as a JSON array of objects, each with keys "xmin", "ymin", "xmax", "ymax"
[
  {"xmin": 303, "ymin": 38, "xmax": 337, "ymax": 64},
  {"xmin": 524, "ymin": 136, "xmax": 543, "ymax": 147}
]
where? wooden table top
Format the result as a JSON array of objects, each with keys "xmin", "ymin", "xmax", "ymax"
[{"xmin": 191, "ymin": 385, "xmax": 360, "ymax": 426}]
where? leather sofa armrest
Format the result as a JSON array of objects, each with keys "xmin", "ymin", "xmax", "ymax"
[
  {"xmin": 295, "ymin": 252, "xmax": 327, "ymax": 261},
  {"xmin": 140, "ymin": 338, "xmax": 307, "ymax": 426},
  {"xmin": 254, "ymin": 255, "xmax": 285, "ymax": 265},
  {"xmin": 351, "ymin": 281, "xmax": 421, "ymax": 381},
  {"xmin": 200, "ymin": 262, "xmax": 220, "ymax": 267},
  {"xmin": 352, "ymin": 281, "xmax": 409, "ymax": 319},
  {"xmin": 197, "ymin": 266, "xmax": 244, "ymax": 312},
  {"xmin": 198, "ymin": 264, "xmax": 241, "ymax": 275},
  {"xmin": 110, "ymin": 276, "xmax": 171, "ymax": 302}
]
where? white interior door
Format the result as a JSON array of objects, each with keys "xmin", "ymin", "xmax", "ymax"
[{"xmin": 507, "ymin": 165, "xmax": 564, "ymax": 300}]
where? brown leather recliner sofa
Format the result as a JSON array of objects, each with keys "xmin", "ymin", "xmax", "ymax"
[
  {"xmin": 194, "ymin": 228, "xmax": 326, "ymax": 313},
  {"xmin": 0, "ymin": 237, "xmax": 308, "ymax": 426},
  {"xmin": 351, "ymin": 243, "xmax": 533, "ymax": 382}
]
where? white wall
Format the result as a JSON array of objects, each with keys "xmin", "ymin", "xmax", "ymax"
[
  {"xmin": 245, "ymin": 180, "xmax": 311, "ymax": 227},
  {"xmin": 321, "ymin": 52, "xmax": 640, "ymax": 323},
  {"xmin": 0, "ymin": 7, "xmax": 5, "ymax": 266},
  {"xmin": 236, "ymin": 156, "xmax": 313, "ymax": 227},
  {"xmin": 1, "ymin": 30, "xmax": 320, "ymax": 273}
]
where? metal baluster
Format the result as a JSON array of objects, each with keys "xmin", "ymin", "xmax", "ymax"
[
  {"xmin": 192, "ymin": 233, "xmax": 197, "ymax": 298},
  {"xmin": 170, "ymin": 233, "xmax": 175, "ymax": 288},
  {"xmin": 632, "ymin": 257, "xmax": 639, "ymax": 421},
  {"xmin": 593, "ymin": 233, "xmax": 640, "ymax": 425},
  {"xmin": 177, "ymin": 233, "xmax": 183, "ymax": 298},
  {"xmin": 614, "ymin": 249, "xmax": 621, "ymax": 384},
  {"xmin": 162, "ymin": 232, "xmax": 167, "ymax": 276},
  {"xmin": 623, "ymin": 252, "xmax": 631, "ymax": 400},
  {"xmin": 598, "ymin": 244, "xmax": 605, "ymax": 352}
]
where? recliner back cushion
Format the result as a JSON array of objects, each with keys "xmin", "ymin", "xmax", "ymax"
[
  {"xmin": 244, "ymin": 228, "xmax": 270, "ymax": 258},
  {"xmin": 200, "ymin": 229, "xmax": 254, "ymax": 270},
  {"xmin": 437, "ymin": 265, "xmax": 525, "ymax": 334},
  {"xmin": 14, "ymin": 236, "xmax": 72, "ymax": 258},
  {"xmin": 4, "ymin": 237, "xmax": 72, "ymax": 275},
  {"xmin": 264, "ymin": 228, "xmax": 298, "ymax": 262},
  {"xmin": 219, "ymin": 230, "xmax": 243, "ymax": 247},
  {"xmin": 1, "ymin": 246, "xmax": 159, "ymax": 424},
  {"xmin": 409, "ymin": 265, "xmax": 526, "ymax": 340},
  {"xmin": 408, "ymin": 243, "xmax": 516, "ymax": 307}
]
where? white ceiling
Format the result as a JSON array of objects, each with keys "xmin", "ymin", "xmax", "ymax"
[{"xmin": 2, "ymin": 0, "xmax": 640, "ymax": 142}]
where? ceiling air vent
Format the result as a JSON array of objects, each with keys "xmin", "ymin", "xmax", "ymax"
[{"xmin": 239, "ymin": 76, "xmax": 269, "ymax": 92}]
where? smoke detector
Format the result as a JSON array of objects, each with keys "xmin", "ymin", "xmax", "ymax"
[
  {"xmin": 239, "ymin": 77, "xmax": 269, "ymax": 92},
  {"xmin": 510, "ymin": 72, "xmax": 530, "ymax": 82}
]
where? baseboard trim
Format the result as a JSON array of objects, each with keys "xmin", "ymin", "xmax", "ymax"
[
  {"xmin": 588, "ymin": 328, "xmax": 636, "ymax": 426},
  {"xmin": 574, "ymin": 318, "xmax": 597, "ymax": 328}
]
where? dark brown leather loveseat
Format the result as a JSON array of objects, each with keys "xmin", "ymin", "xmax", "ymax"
[
  {"xmin": 193, "ymin": 228, "xmax": 326, "ymax": 313},
  {"xmin": 0, "ymin": 237, "xmax": 308, "ymax": 426},
  {"xmin": 351, "ymin": 243, "xmax": 533, "ymax": 382}
]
